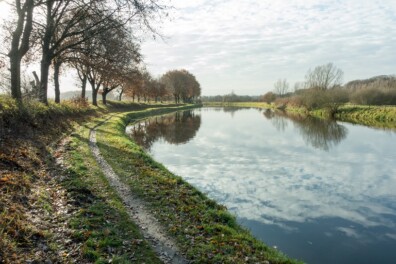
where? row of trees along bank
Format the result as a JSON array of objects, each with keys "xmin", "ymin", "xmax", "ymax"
[
  {"xmin": 0, "ymin": 1, "xmax": 201, "ymax": 105},
  {"xmin": 111, "ymin": 69, "xmax": 201, "ymax": 104}
]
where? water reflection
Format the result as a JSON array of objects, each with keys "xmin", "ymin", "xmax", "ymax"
[
  {"xmin": 263, "ymin": 109, "xmax": 289, "ymax": 132},
  {"xmin": 264, "ymin": 110, "xmax": 348, "ymax": 151},
  {"xmin": 127, "ymin": 107, "xmax": 396, "ymax": 264},
  {"xmin": 127, "ymin": 110, "xmax": 201, "ymax": 150},
  {"xmin": 208, "ymin": 107, "xmax": 260, "ymax": 118}
]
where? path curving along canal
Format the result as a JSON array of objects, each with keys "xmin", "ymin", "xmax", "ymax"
[{"xmin": 89, "ymin": 117, "xmax": 188, "ymax": 264}]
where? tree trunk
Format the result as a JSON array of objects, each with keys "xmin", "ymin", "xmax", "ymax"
[
  {"xmin": 88, "ymin": 75, "xmax": 101, "ymax": 106},
  {"xmin": 92, "ymin": 88, "xmax": 98, "ymax": 106},
  {"xmin": 39, "ymin": 57, "xmax": 51, "ymax": 104},
  {"xmin": 118, "ymin": 89, "xmax": 123, "ymax": 101},
  {"xmin": 54, "ymin": 60, "xmax": 62, "ymax": 103},
  {"xmin": 32, "ymin": 71, "xmax": 40, "ymax": 98},
  {"xmin": 102, "ymin": 89, "xmax": 108, "ymax": 105},
  {"xmin": 38, "ymin": 0, "xmax": 54, "ymax": 105},
  {"xmin": 81, "ymin": 74, "xmax": 87, "ymax": 99},
  {"xmin": 8, "ymin": 0, "xmax": 35, "ymax": 101},
  {"xmin": 10, "ymin": 57, "xmax": 22, "ymax": 100}
]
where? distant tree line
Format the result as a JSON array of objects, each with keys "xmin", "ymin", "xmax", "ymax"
[
  {"xmin": 201, "ymin": 91, "xmax": 261, "ymax": 103},
  {"xmin": 202, "ymin": 62, "xmax": 395, "ymax": 115},
  {"xmin": 0, "ymin": 1, "xmax": 201, "ymax": 105},
  {"xmin": 261, "ymin": 63, "xmax": 396, "ymax": 115}
]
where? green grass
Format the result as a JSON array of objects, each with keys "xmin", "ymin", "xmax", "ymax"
[
  {"xmin": 62, "ymin": 120, "xmax": 162, "ymax": 263},
  {"xmin": 94, "ymin": 106, "xmax": 301, "ymax": 264},
  {"xmin": 334, "ymin": 105, "xmax": 396, "ymax": 128},
  {"xmin": 0, "ymin": 95, "xmax": 186, "ymax": 262}
]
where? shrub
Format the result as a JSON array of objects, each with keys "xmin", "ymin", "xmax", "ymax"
[
  {"xmin": 261, "ymin": 91, "xmax": 276, "ymax": 103},
  {"xmin": 273, "ymin": 97, "xmax": 289, "ymax": 109},
  {"xmin": 350, "ymin": 87, "xmax": 396, "ymax": 105},
  {"xmin": 69, "ymin": 96, "xmax": 90, "ymax": 108}
]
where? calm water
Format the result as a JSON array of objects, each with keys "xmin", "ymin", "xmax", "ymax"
[{"xmin": 126, "ymin": 107, "xmax": 396, "ymax": 264}]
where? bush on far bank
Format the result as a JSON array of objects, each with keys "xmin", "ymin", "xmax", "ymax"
[{"xmin": 350, "ymin": 87, "xmax": 396, "ymax": 105}]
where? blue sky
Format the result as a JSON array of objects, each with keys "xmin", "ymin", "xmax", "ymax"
[{"xmin": 142, "ymin": 0, "xmax": 396, "ymax": 95}]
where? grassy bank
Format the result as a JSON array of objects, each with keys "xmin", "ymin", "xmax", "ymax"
[
  {"xmin": 1, "ymin": 97, "xmax": 97, "ymax": 262},
  {"xmin": 94, "ymin": 107, "xmax": 300, "ymax": 263},
  {"xmin": 0, "ymin": 96, "xmax": 179, "ymax": 262},
  {"xmin": 62, "ymin": 118, "xmax": 162, "ymax": 263},
  {"xmin": 307, "ymin": 105, "xmax": 396, "ymax": 129},
  {"xmin": 334, "ymin": 105, "xmax": 396, "ymax": 128},
  {"xmin": 202, "ymin": 101, "xmax": 396, "ymax": 129}
]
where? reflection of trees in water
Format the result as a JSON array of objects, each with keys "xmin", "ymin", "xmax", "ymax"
[
  {"xmin": 295, "ymin": 117, "xmax": 348, "ymax": 151},
  {"xmin": 264, "ymin": 110, "xmax": 348, "ymax": 151},
  {"xmin": 222, "ymin": 107, "xmax": 244, "ymax": 118},
  {"xmin": 129, "ymin": 110, "xmax": 201, "ymax": 150},
  {"xmin": 263, "ymin": 109, "xmax": 288, "ymax": 132},
  {"xmin": 210, "ymin": 107, "xmax": 261, "ymax": 118}
]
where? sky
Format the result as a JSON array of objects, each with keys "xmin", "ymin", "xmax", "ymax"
[
  {"xmin": 141, "ymin": 0, "xmax": 396, "ymax": 95},
  {"xmin": 1, "ymin": 0, "xmax": 396, "ymax": 96}
]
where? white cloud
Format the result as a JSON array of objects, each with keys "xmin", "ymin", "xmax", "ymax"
[
  {"xmin": 1, "ymin": 0, "xmax": 395, "ymax": 96},
  {"xmin": 142, "ymin": 0, "xmax": 396, "ymax": 95}
]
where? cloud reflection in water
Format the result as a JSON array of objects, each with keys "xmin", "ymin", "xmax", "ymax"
[{"xmin": 128, "ymin": 108, "xmax": 396, "ymax": 263}]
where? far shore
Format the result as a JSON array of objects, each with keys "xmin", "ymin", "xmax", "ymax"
[{"xmin": 202, "ymin": 101, "xmax": 396, "ymax": 129}]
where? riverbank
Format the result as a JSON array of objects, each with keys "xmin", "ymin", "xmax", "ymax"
[
  {"xmin": 331, "ymin": 105, "xmax": 395, "ymax": 129},
  {"xmin": 203, "ymin": 101, "xmax": 396, "ymax": 129},
  {"xmin": 0, "ymin": 97, "xmax": 173, "ymax": 262},
  {"xmin": 0, "ymin": 97, "xmax": 299, "ymax": 263},
  {"xmin": 291, "ymin": 104, "xmax": 396, "ymax": 129}
]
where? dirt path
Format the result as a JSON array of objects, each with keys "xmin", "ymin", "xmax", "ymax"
[{"xmin": 88, "ymin": 118, "xmax": 188, "ymax": 264}]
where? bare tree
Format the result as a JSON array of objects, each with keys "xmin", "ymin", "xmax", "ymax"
[
  {"xmin": 3, "ymin": 0, "xmax": 167, "ymax": 104},
  {"xmin": 36, "ymin": 1, "xmax": 112, "ymax": 104},
  {"xmin": 35, "ymin": 0, "xmax": 166, "ymax": 104},
  {"xmin": 7, "ymin": 0, "xmax": 36, "ymax": 101},
  {"xmin": 305, "ymin": 62, "xmax": 343, "ymax": 90},
  {"xmin": 293, "ymin": 81, "xmax": 306, "ymax": 92},
  {"xmin": 273, "ymin": 78, "xmax": 289, "ymax": 96},
  {"xmin": 88, "ymin": 25, "xmax": 141, "ymax": 105}
]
